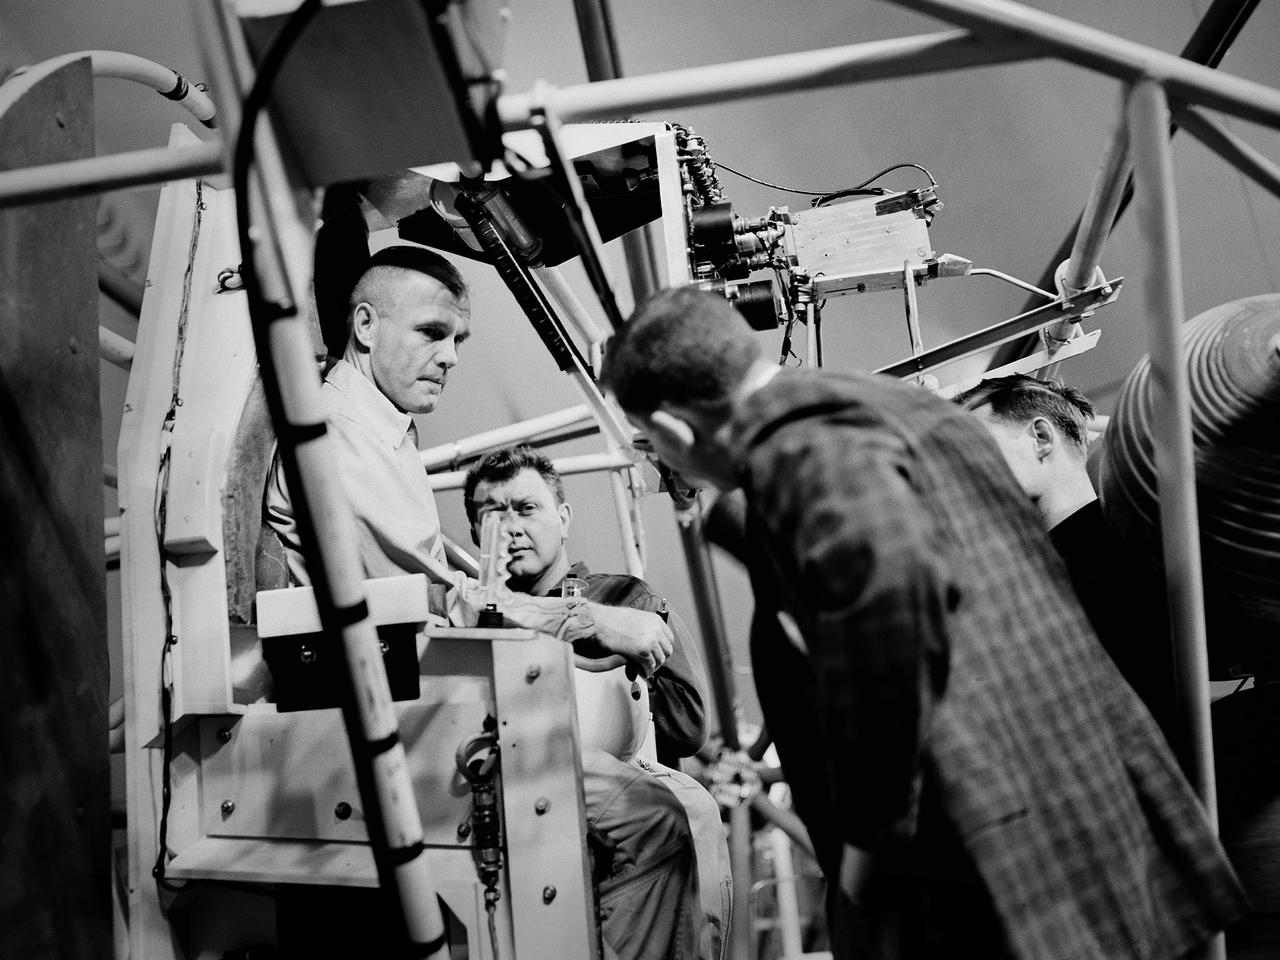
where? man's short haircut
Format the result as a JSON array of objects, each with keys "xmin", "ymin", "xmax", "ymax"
[
  {"xmin": 463, "ymin": 445, "xmax": 566, "ymax": 527},
  {"xmin": 599, "ymin": 286, "xmax": 764, "ymax": 417},
  {"xmin": 348, "ymin": 245, "xmax": 468, "ymax": 323},
  {"xmin": 953, "ymin": 374, "xmax": 1096, "ymax": 452}
]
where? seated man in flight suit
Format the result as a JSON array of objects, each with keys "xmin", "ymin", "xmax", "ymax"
[{"xmin": 464, "ymin": 445, "xmax": 733, "ymax": 960}]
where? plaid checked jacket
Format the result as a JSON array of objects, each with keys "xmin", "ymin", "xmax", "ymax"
[{"xmin": 725, "ymin": 370, "xmax": 1243, "ymax": 959}]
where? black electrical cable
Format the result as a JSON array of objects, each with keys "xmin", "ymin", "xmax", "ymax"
[
  {"xmin": 813, "ymin": 162, "xmax": 937, "ymax": 206},
  {"xmin": 712, "ymin": 159, "xmax": 838, "ymax": 196},
  {"xmin": 231, "ymin": 9, "xmax": 456, "ymax": 958},
  {"xmin": 714, "ymin": 159, "xmax": 937, "ymax": 202}
]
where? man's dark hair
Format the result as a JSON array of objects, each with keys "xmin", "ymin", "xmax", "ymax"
[
  {"xmin": 350, "ymin": 244, "xmax": 468, "ymax": 309},
  {"xmin": 953, "ymin": 374, "xmax": 1096, "ymax": 452},
  {"xmin": 463, "ymin": 445, "xmax": 566, "ymax": 527},
  {"xmin": 600, "ymin": 286, "xmax": 764, "ymax": 416}
]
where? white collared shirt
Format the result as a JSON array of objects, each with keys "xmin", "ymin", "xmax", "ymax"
[{"xmin": 264, "ymin": 358, "xmax": 446, "ymax": 585}]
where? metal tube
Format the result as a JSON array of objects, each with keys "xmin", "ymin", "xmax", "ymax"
[
  {"xmin": 676, "ymin": 506, "xmax": 740, "ymax": 751},
  {"xmin": 99, "ymin": 325, "xmax": 134, "ymax": 370},
  {"xmin": 608, "ymin": 469, "xmax": 645, "ymax": 578},
  {"xmin": 98, "ymin": 257, "xmax": 144, "ymax": 317},
  {"xmin": 0, "ymin": 142, "xmax": 222, "ymax": 210},
  {"xmin": 749, "ymin": 794, "xmax": 815, "ymax": 861},
  {"xmin": 498, "ymin": 31, "xmax": 1043, "ymax": 130},
  {"xmin": 533, "ymin": 266, "xmax": 607, "ymax": 349},
  {"xmin": 1174, "ymin": 104, "xmax": 1280, "ymax": 200},
  {"xmin": 1064, "ymin": 113, "xmax": 1130, "ymax": 296},
  {"xmin": 419, "ymin": 404, "xmax": 595, "ymax": 471},
  {"xmin": 1127, "ymin": 79, "xmax": 1220, "ymax": 830},
  {"xmin": 729, "ymin": 804, "xmax": 753, "ymax": 960},
  {"xmin": 768, "ymin": 825, "xmax": 805, "ymax": 957},
  {"xmin": 78, "ymin": 50, "xmax": 218, "ymax": 127},
  {"xmin": 884, "ymin": 0, "xmax": 1280, "ymax": 127},
  {"xmin": 428, "ymin": 451, "xmax": 633, "ymax": 492}
]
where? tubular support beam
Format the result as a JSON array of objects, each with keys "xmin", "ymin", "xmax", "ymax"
[
  {"xmin": 1127, "ymin": 79, "xmax": 1219, "ymax": 832},
  {"xmin": 1063, "ymin": 113, "xmax": 1130, "ymax": 297},
  {"xmin": 419, "ymin": 404, "xmax": 596, "ymax": 471},
  {"xmin": 498, "ymin": 30, "xmax": 1043, "ymax": 130},
  {"xmin": 885, "ymin": 0, "xmax": 1280, "ymax": 128},
  {"xmin": 427, "ymin": 451, "xmax": 633, "ymax": 492},
  {"xmin": 79, "ymin": 50, "xmax": 217, "ymax": 127},
  {"xmin": 1173, "ymin": 104, "xmax": 1280, "ymax": 200},
  {"xmin": 99, "ymin": 325, "xmax": 134, "ymax": 370},
  {"xmin": 676, "ymin": 506, "xmax": 740, "ymax": 752},
  {"xmin": 0, "ymin": 142, "xmax": 223, "ymax": 210}
]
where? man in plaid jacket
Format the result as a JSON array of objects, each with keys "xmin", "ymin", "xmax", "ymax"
[{"xmin": 601, "ymin": 287, "xmax": 1244, "ymax": 959}]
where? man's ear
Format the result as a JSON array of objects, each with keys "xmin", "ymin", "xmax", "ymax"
[
  {"xmin": 558, "ymin": 500, "xmax": 573, "ymax": 542},
  {"xmin": 1029, "ymin": 416, "xmax": 1055, "ymax": 461},
  {"xmin": 648, "ymin": 408, "xmax": 698, "ymax": 452},
  {"xmin": 351, "ymin": 301, "xmax": 376, "ymax": 351}
]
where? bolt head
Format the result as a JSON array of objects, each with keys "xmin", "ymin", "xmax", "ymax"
[
  {"xmin": 220, "ymin": 799, "xmax": 235, "ymax": 817},
  {"xmin": 217, "ymin": 727, "xmax": 232, "ymax": 743},
  {"xmin": 334, "ymin": 801, "xmax": 353, "ymax": 820},
  {"xmin": 534, "ymin": 797, "xmax": 550, "ymax": 815},
  {"xmin": 542, "ymin": 885, "xmax": 557, "ymax": 904},
  {"xmin": 525, "ymin": 665, "xmax": 541, "ymax": 682}
]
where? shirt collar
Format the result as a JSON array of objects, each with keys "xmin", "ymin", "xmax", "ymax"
[{"xmin": 326, "ymin": 358, "xmax": 417, "ymax": 450}]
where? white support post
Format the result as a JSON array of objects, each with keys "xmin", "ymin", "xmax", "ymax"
[
  {"xmin": 99, "ymin": 325, "xmax": 135, "ymax": 370},
  {"xmin": 1127, "ymin": 78, "xmax": 1220, "ymax": 840}
]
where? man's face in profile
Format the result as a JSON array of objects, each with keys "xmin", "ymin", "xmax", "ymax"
[{"xmin": 367, "ymin": 272, "xmax": 471, "ymax": 415}]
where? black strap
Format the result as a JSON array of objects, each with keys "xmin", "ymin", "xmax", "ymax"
[
  {"xmin": 360, "ymin": 730, "xmax": 401, "ymax": 758},
  {"xmin": 407, "ymin": 931, "xmax": 449, "ymax": 958},
  {"xmin": 160, "ymin": 74, "xmax": 189, "ymax": 102},
  {"xmin": 384, "ymin": 839, "xmax": 426, "ymax": 867},
  {"xmin": 279, "ymin": 419, "xmax": 327, "ymax": 445},
  {"xmin": 331, "ymin": 598, "xmax": 369, "ymax": 628}
]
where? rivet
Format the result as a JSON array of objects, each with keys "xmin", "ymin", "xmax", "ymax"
[
  {"xmin": 220, "ymin": 799, "xmax": 235, "ymax": 817},
  {"xmin": 334, "ymin": 801, "xmax": 353, "ymax": 820},
  {"xmin": 542, "ymin": 885, "xmax": 557, "ymax": 904},
  {"xmin": 534, "ymin": 797, "xmax": 550, "ymax": 815},
  {"xmin": 457, "ymin": 822, "xmax": 472, "ymax": 842},
  {"xmin": 217, "ymin": 727, "xmax": 232, "ymax": 743},
  {"xmin": 299, "ymin": 644, "xmax": 316, "ymax": 665},
  {"xmin": 525, "ymin": 665, "xmax": 541, "ymax": 682}
]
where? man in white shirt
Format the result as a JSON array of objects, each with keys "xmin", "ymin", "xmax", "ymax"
[
  {"xmin": 264, "ymin": 245, "xmax": 697, "ymax": 959},
  {"xmin": 265, "ymin": 245, "xmax": 674, "ymax": 671}
]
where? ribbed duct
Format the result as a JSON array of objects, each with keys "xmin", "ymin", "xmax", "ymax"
[{"xmin": 1097, "ymin": 294, "xmax": 1280, "ymax": 677}]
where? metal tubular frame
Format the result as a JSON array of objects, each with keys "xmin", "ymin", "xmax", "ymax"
[
  {"xmin": 1127, "ymin": 78, "xmax": 1220, "ymax": 824},
  {"xmin": 99, "ymin": 325, "xmax": 135, "ymax": 370},
  {"xmin": 1173, "ymin": 104, "xmax": 1280, "ymax": 200},
  {"xmin": 884, "ymin": 0, "xmax": 1280, "ymax": 127},
  {"xmin": 0, "ymin": 141, "xmax": 222, "ymax": 209},
  {"xmin": 1062, "ymin": 113, "xmax": 1129, "ymax": 296},
  {"xmin": 428, "ymin": 451, "xmax": 633, "ymax": 492},
  {"xmin": 497, "ymin": 31, "xmax": 1045, "ymax": 129},
  {"xmin": 418, "ymin": 403, "xmax": 596, "ymax": 472}
]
